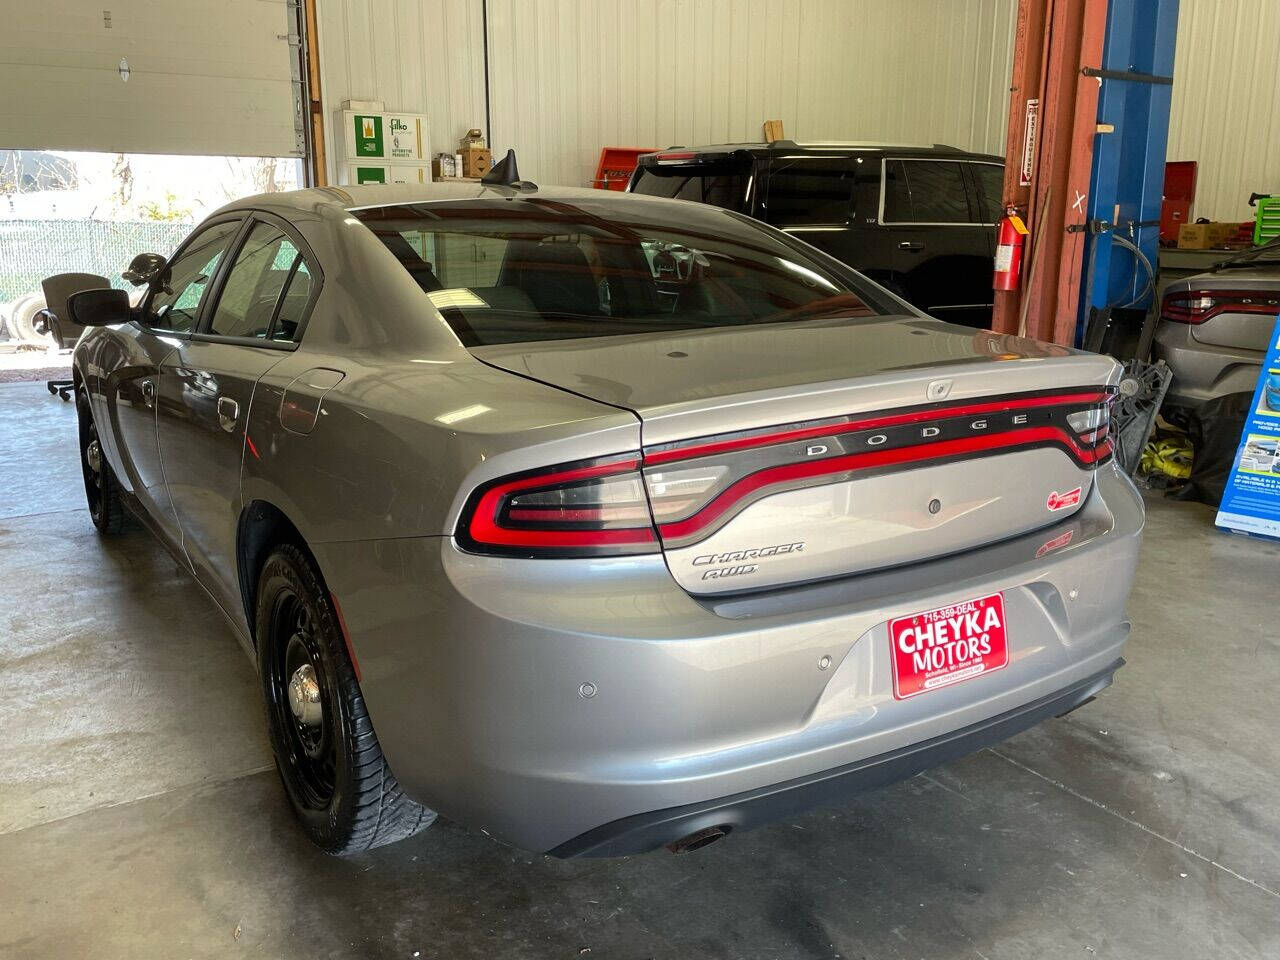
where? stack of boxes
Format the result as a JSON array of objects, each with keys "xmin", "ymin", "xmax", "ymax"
[
  {"xmin": 433, "ymin": 130, "xmax": 493, "ymax": 180},
  {"xmin": 1176, "ymin": 221, "xmax": 1253, "ymax": 250},
  {"xmin": 337, "ymin": 101, "xmax": 431, "ymax": 185},
  {"xmin": 457, "ymin": 129, "xmax": 492, "ymax": 178}
]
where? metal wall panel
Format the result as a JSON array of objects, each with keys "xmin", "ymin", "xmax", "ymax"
[
  {"xmin": 316, "ymin": 0, "xmax": 488, "ymax": 177},
  {"xmin": 485, "ymin": 0, "xmax": 1018, "ymax": 187},
  {"xmin": 1167, "ymin": 0, "xmax": 1280, "ymax": 221},
  {"xmin": 0, "ymin": 0, "xmax": 299, "ymax": 157}
]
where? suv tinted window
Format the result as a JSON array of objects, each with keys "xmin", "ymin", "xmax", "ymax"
[
  {"xmin": 882, "ymin": 160, "xmax": 971, "ymax": 224},
  {"xmin": 143, "ymin": 220, "xmax": 240, "ymax": 332},
  {"xmin": 355, "ymin": 197, "xmax": 894, "ymax": 347},
  {"xmin": 766, "ymin": 159, "xmax": 857, "ymax": 225},
  {"xmin": 970, "ymin": 162, "xmax": 1004, "ymax": 224},
  {"xmin": 629, "ymin": 160, "xmax": 750, "ymax": 212}
]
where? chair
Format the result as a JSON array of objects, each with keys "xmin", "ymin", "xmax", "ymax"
[{"xmin": 34, "ymin": 272, "xmax": 110, "ymax": 401}]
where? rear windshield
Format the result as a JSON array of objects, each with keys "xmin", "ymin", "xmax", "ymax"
[
  {"xmin": 629, "ymin": 160, "xmax": 750, "ymax": 212},
  {"xmin": 353, "ymin": 196, "xmax": 892, "ymax": 347}
]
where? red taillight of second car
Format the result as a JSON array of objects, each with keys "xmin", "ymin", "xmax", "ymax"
[
  {"xmin": 456, "ymin": 455, "xmax": 659, "ymax": 558},
  {"xmin": 1161, "ymin": 289, "xmax": 1280, "ymax": 325}
]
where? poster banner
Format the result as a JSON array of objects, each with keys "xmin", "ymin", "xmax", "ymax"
[{"xmin": 1215, "ymin": 314, "xmax": 1280, "ymax": 539}]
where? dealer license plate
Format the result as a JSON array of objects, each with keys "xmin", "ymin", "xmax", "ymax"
[{"xmin": 889, "ymin": 592, "xmax": 1009, "ymax": 700}]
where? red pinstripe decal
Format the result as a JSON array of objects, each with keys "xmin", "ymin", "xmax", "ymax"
[
  {"xmin": 643, "ymin": 391, "xmax": 1110, "ymax": 466},
  {"xmin": 658, "ymin": 427, "xmax": 1103, "ymax": 541}
]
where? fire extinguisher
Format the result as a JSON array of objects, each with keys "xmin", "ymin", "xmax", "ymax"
[{"xmin": 993, "ymin": 212, "xmax": 1029, "ymax": 291}]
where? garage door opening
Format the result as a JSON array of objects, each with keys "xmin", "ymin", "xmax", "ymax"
[{"xmin": 1, "ymin": 149, "xmax": 303, "ymax": 346}]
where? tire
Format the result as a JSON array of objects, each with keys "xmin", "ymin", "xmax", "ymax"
[
  {"xmin": 256, "ymin": 543, "xmax": 436, "ymax": 854},
  {"xmin": 9, "ymin": 293, "xmax": 53, "ymax": 345},
  {"xmin": 76, "ymin": 386, "xmax": 128, "ymax": 535}
]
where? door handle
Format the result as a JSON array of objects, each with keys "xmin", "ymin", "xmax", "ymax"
[
  {"xmin": 898, "ymin": 241, "xmax": 925, "ymax": 251},
  {"xmin": 141, "ymin": 380, "xmax": 155, "ymax": 407},
  {"xmin": 217, "ymin": 396, "xmax": 240, "ymax": 433}
]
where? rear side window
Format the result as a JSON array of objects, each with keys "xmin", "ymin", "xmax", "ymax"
[
  {"xmin": 206, "ymin": 222, "xmax": 315, "ymax": 342},
  {"xmin": 355, "ymin": 198, "xmax": 895, "ymax": 347},
  {"xmin": 765, "ymin": 159, "xmax": 858, "ymax": 226},
  {"xmin": 969, "ymin": 162, "xmax": 1005, "ymax": 224},
  {"xmin": 271, "ymin": 258, "xmax": 314, "ymax": 342},
  {"xmin": 629, "ymin": 160, "xmax": 750, "ymax": 212},
  {"xmin": 882, "ymin": 159, "xmax": 972, "ymax": 224}
]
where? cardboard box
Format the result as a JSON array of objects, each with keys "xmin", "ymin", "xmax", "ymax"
[
  {"xmin": 459, "ymin": 147, "xmax": 492, "ymax": 178},
  {"xmin": 762, "ymin": 119, "xmax": 785, "ymax": 142},
  {"xmin": 1177, "ymin": 222, "xmax": 1240, "ymax": 249}
]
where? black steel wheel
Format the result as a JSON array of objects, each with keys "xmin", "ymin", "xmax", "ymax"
[
  {"xmin": 76, "ymin": 385, "xmax": 126, "ymax": 535},
  {"xmin": 266, "ymin": 589, "xmax": 338, "ymax": 809},
  {"xmin": 256, "ymin": 543, "xmax": 436, "ymax": 854}
]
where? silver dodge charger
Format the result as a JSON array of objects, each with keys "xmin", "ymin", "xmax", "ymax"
[{"xmin": 68, "ymin": 183, "xmax": 1144, "ymax": 857}]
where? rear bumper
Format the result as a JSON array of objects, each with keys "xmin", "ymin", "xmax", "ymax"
[
  {"xmin": 552, "ymin": 658, "xmax": 1121, "ymax": 857},
  {"xmin": 313, "ymin": 463, "xmax": 1143, "ymax": 855},
  {"xmin": 1152, "ymin": 322, "xmax": 1263, "ymax": 408}
]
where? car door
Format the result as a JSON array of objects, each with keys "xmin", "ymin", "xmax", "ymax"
[
  {"xmin": 882, "ymin": 157, "xmax": 993, "ymax": 327},
  {"xmin": 156, "ymin": 214, "xmax": 320, "ymax": 622},
  {"xmin": 966, "ymin": 159, "xmax": 1005, "ymax": 261},
  {"xmin": 106, "ymin": 218, "xmax": 243, "ymax": 550}
]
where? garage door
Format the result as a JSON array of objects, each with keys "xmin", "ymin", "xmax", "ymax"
[{"xmin": 0, "ymin": 1, "xmax": 302, "ymax": 157}]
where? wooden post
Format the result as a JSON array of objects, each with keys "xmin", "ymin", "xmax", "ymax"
[{"xmin": 303, "ymin": 0, "xmax": 326, "ymax": 187}]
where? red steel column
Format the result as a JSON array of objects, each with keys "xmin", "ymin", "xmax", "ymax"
[{"xmin": 993, "ymin": 0, "xmax": 1108, "ymax": 345}]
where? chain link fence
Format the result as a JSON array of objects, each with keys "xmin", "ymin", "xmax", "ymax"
[{"xmin": 0, "ymin": 218, "xmax": 191, "ymax": 304}]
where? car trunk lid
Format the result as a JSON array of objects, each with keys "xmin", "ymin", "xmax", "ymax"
[
  {"xmin": 1168, "ymin": 272, "xmax": 1280, "ymax": 351},
  {"xmin": 472, "ymin": 318, "xmax": 1119, "ymax": 593}
]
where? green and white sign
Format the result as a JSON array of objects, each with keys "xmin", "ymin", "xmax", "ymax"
[
  {"xmin": 355, "ymin": 165, "xmax": 387, "ymax": 184},
  {"xmin": 386, "ymin": 115, "xmax": 423, "ymax": 161},
  {"xmin": 353, "ymin": 115, "xmax": 384, "ymax": 158}
]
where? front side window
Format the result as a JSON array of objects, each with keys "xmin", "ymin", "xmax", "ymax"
[
  {"xmin": 765, "ymin": 159, "xmax": 858, "ymax": 226},
  {"xmin": 143, "ymin": 220, "xmax": 241, "ymax": 332},
  {"xmin": 207, "ymin": 223, "xmax": 307, "ymax": 339},
  {"xmin": 882, "ymin": 160, "xmax": 972, "ymax": 224},
  {"xmin": 355, "ymin": 197, "xmax": 895, "ymax": 347}
]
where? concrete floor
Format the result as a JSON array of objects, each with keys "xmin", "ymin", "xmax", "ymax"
[{"xmin": 1, "ymin": 379, "xmax": 1277, "ymax": 960}]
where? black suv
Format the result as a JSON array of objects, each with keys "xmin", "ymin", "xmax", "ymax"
[{"xmin": 629, "ymin": 141, "xmax": 1004, "ymax": 327}]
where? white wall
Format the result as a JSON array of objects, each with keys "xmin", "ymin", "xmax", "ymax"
[
  {"xmin": 1167, "ymin": 0, "xmax": 1280, "ymax": 222},
  {"xmin": 315, "ymin": 0, "xmax": 1277, "ymax": 223},
  {"xmin": 316, "ymin": 0, "xmax": 488, "ymax": 178},
  {"xmin": 485, "ymin": 0, "xmax": 1016, "ymax": 188},
  {"xmin": 317, "ymin": 0, "xmax": 1015, "ymax": 186}
]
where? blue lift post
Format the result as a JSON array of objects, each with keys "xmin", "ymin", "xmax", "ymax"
[{"xmin": 1078, "ymin": 0, "xmax": 1180, "ymax": 351}]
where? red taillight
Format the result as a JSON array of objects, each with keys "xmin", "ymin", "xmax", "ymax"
[
  {"xmin": 1161, "ymin": 289, "xmax": 1280, "ymax": 325},
  {"xmin": 457, "ymin": 455, "xmax": 659, "ymax": 558},
  {"xmin": 653, "ymin": 151, "xmax": 697, "ymax": 163}
]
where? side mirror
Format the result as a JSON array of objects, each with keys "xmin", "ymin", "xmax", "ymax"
[
  {"xmin": 122, "ymin": 252, "xmax": 166, "ymax": 287},
  {"xmin": 68, "ymin": 288, "xmax": 131, "ymax": 327}
]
